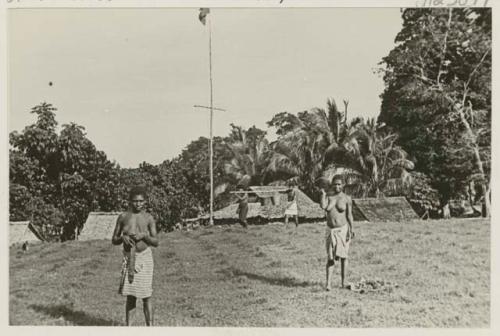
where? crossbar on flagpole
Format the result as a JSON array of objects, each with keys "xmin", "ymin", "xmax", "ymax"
[
  {"xmin": 230, "ymin": 189, "xmax": 291, "ymax": 194},
  {"xmin": 193, "ymin": 105, "xmax": 226, "ymax": 112}
]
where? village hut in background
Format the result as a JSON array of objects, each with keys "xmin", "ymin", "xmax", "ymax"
[
  {"xmin": 9, "ymin": 221, "xmax": 44, "ymax": 246},
  {"xmin": 78, "ymin": 195, "xmax": 420, "ymax": 236},
  {"xmin": 200, "ymin": 186, "xmax": 419, "ymax": 225},
  {"xmin": 202, "ymin": 185, "xmax": 325, "ymax": 224},
  {"xmin": 352, "ymin": 197, "xmax": 418, "ymax": 222},
  {"xmin": 79, "ymin": 212, "xmax": 120, "ymax": 241}
]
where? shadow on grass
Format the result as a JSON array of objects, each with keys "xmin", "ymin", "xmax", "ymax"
[
  {"xmin": 29, "ymin": 304, "xmax": 119, "ymax": 326},
  {"xmin": 230, "ymin": 268, "xmax": 316, "ymax": 288}
]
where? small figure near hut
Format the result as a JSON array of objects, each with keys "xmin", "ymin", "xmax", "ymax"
[
  {"xmin": 22, "ymin": 241, "xmax": 29, "ymax": 253},
  {"xmin": 320, "ymin": 175, "xmax": 354, "ymax": 290},
  {"xmin": 112, "ymin": 186, "xmax": 159, "ymax": 326},
  {"xmin": 284, "ymin": 181, "xmax": 299, "ymax": 228},
  {"xmin": 235, "ymin": 186, "xmax": 249, "ymax": 228}
]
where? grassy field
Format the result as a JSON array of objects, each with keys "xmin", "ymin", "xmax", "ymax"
[{"xmin": 9, "ymin": 218, "xmax": 490, "ymax": 327}]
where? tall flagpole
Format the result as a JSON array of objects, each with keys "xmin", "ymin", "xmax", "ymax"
[
  {"xmin": 208, "ymin": 13, "xmax": 214, "ymax": 226},
  {"xmin": 197, "ymin": 8, "xmax": 221, "ymax": 226}
]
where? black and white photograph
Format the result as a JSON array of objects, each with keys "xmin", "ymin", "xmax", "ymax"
[{"xmin": 2, "ymin": 0, "xmax": 495, "ymax": 329}]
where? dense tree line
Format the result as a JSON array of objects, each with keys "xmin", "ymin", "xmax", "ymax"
[
  {"xmin": 10, "ymin": 103, "xmax": 124, "ymax": 240},
  {"xmin": 379, "ymin": 7, "xmax": 491, "ymax": 216},
  {"xmin": 7, "ymin": 100, "xmax": 434, "ymax": 240},
  {"xmin": 9, "ymin": 8, "xmax": 490, "ymax": 240}
]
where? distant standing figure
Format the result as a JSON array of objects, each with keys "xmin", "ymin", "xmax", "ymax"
[
  {"xmin": 235, "ymin": 187, "xmax": 249, "ymax": 228},
  {"xmin": 320, "ymin": 175, "xmax": 354, "ymax": 290},
  {"xmin": 284, "ymin": 182, "xmax": 299, "ymax": 228},
  {"xmin": 112, "ymin": 186, "xmax": 159, "ymax": 326},
  {"xmin": 22, "ymin": 241, "xmax": 29, "ymax": 253}
]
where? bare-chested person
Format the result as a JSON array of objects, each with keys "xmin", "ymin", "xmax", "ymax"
[
  {"xmin": 235, "ymin": 186, "xmax": 249, "ymax": 228},
  {"xmin": 320, "ymin": 175, "xmax": 354, "ymax": 290},
  {"xmin": 284, "ymin": 182, "xmax": 299, "ymax": 228},
  {"xmin": 112, "ymin": 186, "xmax": 159, "ymax": 326}
]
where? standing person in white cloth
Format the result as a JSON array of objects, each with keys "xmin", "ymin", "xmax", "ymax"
[
  {"xmin": 320, "ymin": 175, "xmax": 354, "ymax": 290},
  {"xmin": 112, "ymin": 186, "xmax": 159, "ymax": 326},
  {"xmin": 284, "ymin": 181, "xmax": 299, "ymax": 228}
]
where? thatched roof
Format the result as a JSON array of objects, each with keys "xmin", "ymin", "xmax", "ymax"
[
  {"xmin": 248, "ymin": 186, "xmax": 289, "ymax": 198},
  {"xmin": 79, "ymin": 212, "xmax": 121, "ymax": 241},
  {"xmin": 211, "ymin": 202, "xmax": 262, "ymax": 220},
  {"xmin": 207, "ymin": 186, "xmax": 325, "ymax": 223},
  {"xmin": 10, "ymin": 221, "xmax": 44, "ymax": 246},
  {"xmin": 351, "ymin": 204, "xmax": 369, "ymax": 222},
  {"xmin": 353, "ymin": 197, "xmax": 418, "ymax": 222}
]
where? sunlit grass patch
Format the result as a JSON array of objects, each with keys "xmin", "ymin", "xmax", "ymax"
[{"xmin": 10, "ymin": 218, "xmax": 490, "ymax": 327}]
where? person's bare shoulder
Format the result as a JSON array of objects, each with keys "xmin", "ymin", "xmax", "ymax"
[
  {"xmin": 120, "ymin": 210, "xmax": 132, "ymax": 217},
  {"xmin": 116, "ymin": 212, "xmax": 126, "ymax": 223},
  {"xmin": 146, "ymin": 213, "xmax": 156, "ymax": 224},
  {"xmin": 120, "ymin": 211, "xmax": 134, "ymax": 223}
]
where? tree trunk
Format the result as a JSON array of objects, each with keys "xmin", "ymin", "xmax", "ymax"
[
  {"xmin": 457, "ymin": 106, "xmax": 490, "ymax": 218},
  {"xmin": 481, "ymin": 182, "xmax": 490, "ymax": 217},
  {"xmin": 468, "ymin": 181, "xmax": 475, "ymax": 212},
  {"xmin": 343, "ymin": 100, "xmax": 349, "ymax": 124}
]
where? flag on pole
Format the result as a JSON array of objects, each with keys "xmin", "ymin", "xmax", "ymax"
[{"xmin": 199, "ymin": 8, "xmax": 210, "ymax": 25}]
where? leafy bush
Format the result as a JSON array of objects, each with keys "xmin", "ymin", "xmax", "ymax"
[{"xmin": 406, "ymin": 172, "xmax": 441, "ymax": 218}]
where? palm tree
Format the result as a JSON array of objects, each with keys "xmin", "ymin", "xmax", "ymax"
[
  {"xmin": 371, "ymin": 130, "xmax": 415, "ymax": 197},
  {"xmin": 266, "ymin": 106, "xmax": 335, "ymax": 195},
  {"xmin": 218, "ymin": 125, "xmax": 270, "ymax": 193},
  {"xmin": 322, "ymin": 118, "xmax": 414, "ymax": 197},
  {"xmin": 267, "ymin": 98, "xmax": 414, "ymax": 198}
]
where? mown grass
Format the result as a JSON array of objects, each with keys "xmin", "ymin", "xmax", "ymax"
[{"xmin": 9, "ymin": 218, "xmax": 490, "ymax": 327}]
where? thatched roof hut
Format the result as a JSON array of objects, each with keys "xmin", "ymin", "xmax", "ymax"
[
  {"xmin": 210, "ymin": 202, "xmax": 263, "ymax": 221},
  {"xmin": 10, "ymin": 221, "xmax": 44, "ymax": 246},
  {"xmin": 352, "ymin": 197, "xmax": 418, "ymax": 222},
  {"xmin": 79, "ymin": 212, "xmax": 121, "ymax": 241},
  {"xmin": 206, "ymin": 186, "xmax": 325, "ymax": 224}
]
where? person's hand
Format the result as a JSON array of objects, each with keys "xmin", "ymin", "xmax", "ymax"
[
  {"xmin": 122, "ymin": 234, "xmax": 135, "ymax": 247},
  {"xmin": 130, "ymin": 232, "xmax": 146, "ymax": 242},
  {"xmin": 347, "ymin": 229, "xmax": 355, "ymax": 242}
]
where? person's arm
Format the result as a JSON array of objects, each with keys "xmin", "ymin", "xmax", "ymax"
[
  {"xmin": 320, "ymin": 189, "xmax": 328, "ymax": 210},
  {"xmin": 346, "ymin": 196, "xmax": 354, "ymax": 241},
  {"xmin": 142, "ymin": 215, "xmax": 159, "ymax": 247},
  {"xmin": 111, "ymin": 214, "xmax": 123, "ymax": 245}
]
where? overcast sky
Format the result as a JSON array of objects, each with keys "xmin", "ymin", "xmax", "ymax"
[{"xmin": 8, "ymin": 8, "xmax": 402, "ymax": 168}]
